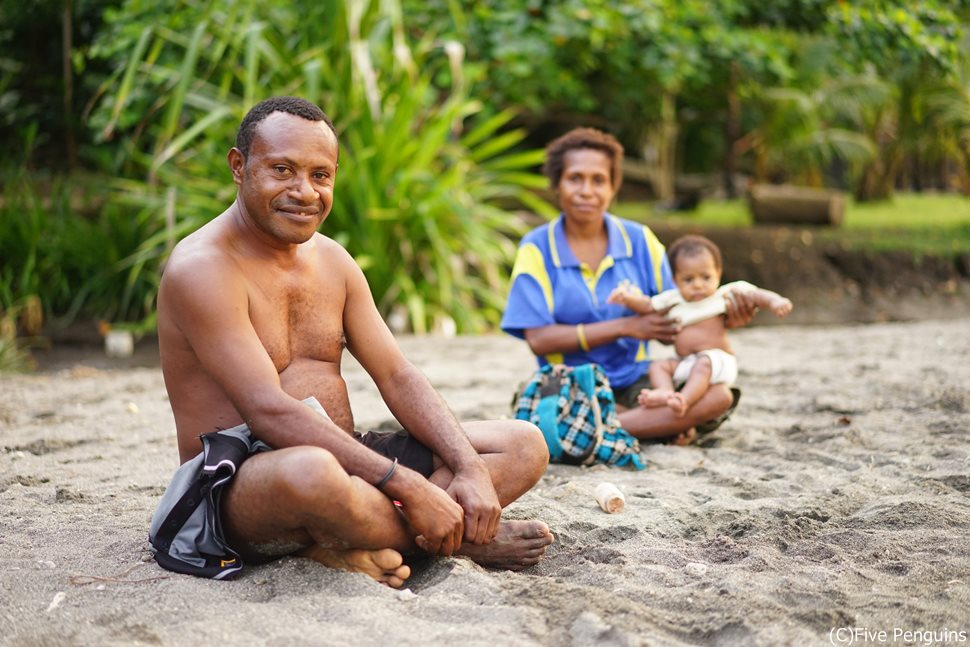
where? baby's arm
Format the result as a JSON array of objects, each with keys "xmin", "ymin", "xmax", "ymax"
[
  {"xmin": 607, "ymin": 285, "xmax": 655, "ymax": 314},
  {"xmin": 749, "ymin": 288, "xmax": 793, "ymax": 317}
]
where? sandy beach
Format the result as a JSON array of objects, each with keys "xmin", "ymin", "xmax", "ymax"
[{"xmin": 2, "ymin": 318, "xmax": 969, "ymax": 646}]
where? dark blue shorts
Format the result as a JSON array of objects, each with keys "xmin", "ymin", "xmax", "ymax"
[{"xmin": 355, "ymin": 429, "xmax": 434, "ymax": 478}]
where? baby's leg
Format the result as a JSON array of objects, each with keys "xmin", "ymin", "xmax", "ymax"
[
  {"xmin": 639, "ymin": 359, "xmax": 678, "ymax": 408},
  {"xmin": 666, "ymin": 392, "xmax": 689, "ymax": 417},
  {"xmin": 672, "ymin": 355, "xmax": 713, "ymax": 417}
]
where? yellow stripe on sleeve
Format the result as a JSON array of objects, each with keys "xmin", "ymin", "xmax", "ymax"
[
  {"xmin": 510, "ymin": 243, "xmax": 554, "ymax": 313},
  {"xmin": 642, "ymin": 226, "xmax": 667, "ymax": 293},
  {"xmin": 609, "ymin": 215, "xmax": 633, "ymax": 256},
  {"xmin": 547, "ymin": 223, "xmax": 561, "ymax": 267}
]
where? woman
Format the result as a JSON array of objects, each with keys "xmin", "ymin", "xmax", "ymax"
[{"xmin": 501, "ymin": 127, "xmax": 755, "ymax": 442}]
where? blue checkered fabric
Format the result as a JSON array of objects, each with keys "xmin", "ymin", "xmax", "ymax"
[{"xmin": 513, "ymin": 364, "xmax": 645, "ymax": 469}]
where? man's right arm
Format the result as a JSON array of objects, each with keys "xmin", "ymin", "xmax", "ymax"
[{"xmin": 161, "ymin": 252, "xmax": 466, "ymax": 554}]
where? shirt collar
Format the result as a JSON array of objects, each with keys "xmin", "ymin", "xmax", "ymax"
[{"xmin": 549, "ymin": 213, "xmax": 633, "ymax": 268}]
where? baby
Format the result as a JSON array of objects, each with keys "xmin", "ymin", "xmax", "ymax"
[{"xmin": 607, "ymin": 234, "xmax": 792, "ymax": 417}]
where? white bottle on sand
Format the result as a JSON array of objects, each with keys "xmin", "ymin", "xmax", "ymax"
[{"xmin": 594, "ymin": 482, "xmax": 625, "ymax": 514}]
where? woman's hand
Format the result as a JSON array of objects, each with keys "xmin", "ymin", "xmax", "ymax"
[
  {"xmin": 625, "ymin": 309, "xmax": 679, "ymax": 344},
  {"xmin": 724, "ymin": 288, "xmax": 758, "ymax": 329}
]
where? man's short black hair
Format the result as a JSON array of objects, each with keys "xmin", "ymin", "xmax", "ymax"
[{"xmin": 235, "ymin": 96, "xmax": 337, "ymax": 157}]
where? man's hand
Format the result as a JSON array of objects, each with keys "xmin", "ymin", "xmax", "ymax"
[
  {"xmin": 446, "ymin": 464, "xmax": 501, "ymax": 545},
  {"xmin": 626, "ymin": 308, "xmax": 679, "ymax": 344},
  {"xmin": 393, "ymin": 471, "xmax": 465, "ymax": 556},
  {"xmin": 724, "ymin": 288, "xmax": 758, "ymax": 329}
]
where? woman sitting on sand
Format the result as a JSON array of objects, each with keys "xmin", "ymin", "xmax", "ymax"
[{"xmin": 500, "ymin": 127, "xmax": 757, "ymax": 443}]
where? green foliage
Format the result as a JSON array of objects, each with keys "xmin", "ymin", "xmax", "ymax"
[
  {"xmin": 408, "ymin": 0, "xmax": 970, "ymax": 201},
  {"xmin": 739, "ymin": 37, "xmax": 887, "ymax": 185},
  {"xmin": 827, "ymin": 1, "xmax": 964, "ymax": 76},
  {"xmin": 0, "ymin": 0, "xmax": 119, "ymax": 168},
  {"xmin": 0, "ymin": 169, "xmax": 161, "ymax": 326},
  {"xmin": 408, "ymin": 0, "xmax": 792, "ymax": 145},
  {"xmin": 5, "ymin": 0, "xmax": 970, "ymax": 339},
  {"xmin": 85, "ymin": 0, "xmax": 552, "ymax": 333}
]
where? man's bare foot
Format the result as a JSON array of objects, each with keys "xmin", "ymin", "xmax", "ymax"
[
  {"xmin": 666, "ymin": 392, "xmax": 688, "ymax": 416},
  {"xmin": 457, "ymin": 520, "xmax": 553, "ymax": 571},
  {"xmin": 637, "ymin": 388, "xmax": 672, "ymax": 408},
  {"xmin": 299, "ymin": 545, "xmax": 411, "ymax": 588}
]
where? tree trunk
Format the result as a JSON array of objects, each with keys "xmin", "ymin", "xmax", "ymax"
[
  {"xmin": 641, "ymin": 91, "xmax": 678, "ymax": 202},
  {"xmin": 722, "ymin": 63, "xmax": 741, "ymax": 199},
  {"xmin": 62, "ymin": 0, "xmax": 76, "ymax": 168},
  {"xmin": 748, "ymin": 184, "xmax": 844, "ymax": 226}
]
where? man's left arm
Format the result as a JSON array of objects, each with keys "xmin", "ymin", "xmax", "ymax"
[{"xmin": 341, "ymin": 258, "xmax": 500, "ymax": 545}]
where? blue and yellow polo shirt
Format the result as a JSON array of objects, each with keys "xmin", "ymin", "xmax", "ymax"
[{"xmin": 500, "ymin": 213, "xmax": 674, "ymax": 389}]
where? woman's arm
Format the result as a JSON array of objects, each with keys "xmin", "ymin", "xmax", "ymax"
[{"xmin": 524, "ymin": 310, "xmax": 678, "ymax": 356}]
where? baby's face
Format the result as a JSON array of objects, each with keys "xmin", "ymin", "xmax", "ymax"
[{"xmin": 673, "ymin": 250, "xmax": 722, "ymax": 302}]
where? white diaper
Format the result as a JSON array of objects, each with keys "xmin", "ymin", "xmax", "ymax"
[{"xmin": 672, "ymin": 348, "xmax": 738, "ymax": 387}]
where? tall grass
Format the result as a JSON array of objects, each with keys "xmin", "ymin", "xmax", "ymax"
[{"xmin": 86, "ymin": 0, "xmax": 554, "ymax": 333}]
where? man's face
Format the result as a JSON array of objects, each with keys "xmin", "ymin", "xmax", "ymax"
[
  {"xmin": 673, "ymin": 249, "xmax": 722, "ymax": 302},
  {"xmin": 229, "ymin": 111, "xmax": 339, "ymax": 245}
]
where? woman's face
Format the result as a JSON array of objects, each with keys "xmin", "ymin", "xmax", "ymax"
[{"xmin": 556, "ymin": 148, "xmax": 616, "ymax": 225}]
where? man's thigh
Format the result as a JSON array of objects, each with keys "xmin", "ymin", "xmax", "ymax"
[{"xmin": 460, "ymin": 419, "xmax": 539, "ymax": 455}]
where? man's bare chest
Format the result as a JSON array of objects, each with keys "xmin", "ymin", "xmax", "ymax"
[{"xmin": 246, "ymin": 280, "xmax": 345, "ymax": 370}]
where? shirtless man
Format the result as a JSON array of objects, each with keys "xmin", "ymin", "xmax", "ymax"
[{"xmin": 149, "ymin": 96, "xmax": 553, "ymax": 588}]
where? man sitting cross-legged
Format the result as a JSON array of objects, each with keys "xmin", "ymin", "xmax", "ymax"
[{"xmin": 149, "ymin": 96, "xmax": 553, "ymax": 587}]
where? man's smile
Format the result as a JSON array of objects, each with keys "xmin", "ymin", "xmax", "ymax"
[{"xmin": 276, "ymin": 205, "xmax": 321, "ymax": 220}]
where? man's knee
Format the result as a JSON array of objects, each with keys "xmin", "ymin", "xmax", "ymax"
[
  {"xmin": 507, "ymin": 420, "xmax": 549, "ymax": 473},
  {"xmin": 274, "ymin": 446, "xmax": 350, "ymax": 505}
]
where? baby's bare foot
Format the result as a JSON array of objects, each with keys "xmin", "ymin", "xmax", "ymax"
[
  {"xmin": 667, "ymin": 392, "xmax": 688, "ymax": 417},
  {"xmin": 638, "ymin": 388, "xmax": 672, "ymax": 408},
  {"xmin": 457, "ymin": 520, "xmax": 553, "ymax": 571},
  {"xmin": 300, "ymin": 545, "xmax": 411, "ymax": 588}
]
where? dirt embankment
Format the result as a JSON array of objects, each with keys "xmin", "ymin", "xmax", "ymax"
[{"xmin": 650, "ymin": 223, "xmax": 970, "ymax": 326}]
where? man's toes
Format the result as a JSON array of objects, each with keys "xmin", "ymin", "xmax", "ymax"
[
  {"xmin": 524, "ymin": 521, "xmax": 552, "ymax": 539},
  {"xmin": 372, "ymin": 548, "xmax": 404, "ymax": 571},
  {"xmin": 385, "ymin": 573, "xmax": 407, "ymax": 588}
]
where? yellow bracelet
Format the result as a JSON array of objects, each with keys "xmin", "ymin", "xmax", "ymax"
[{"xmin": 576, "ymin": 323, "xmax": 590, "ymax": 352}]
